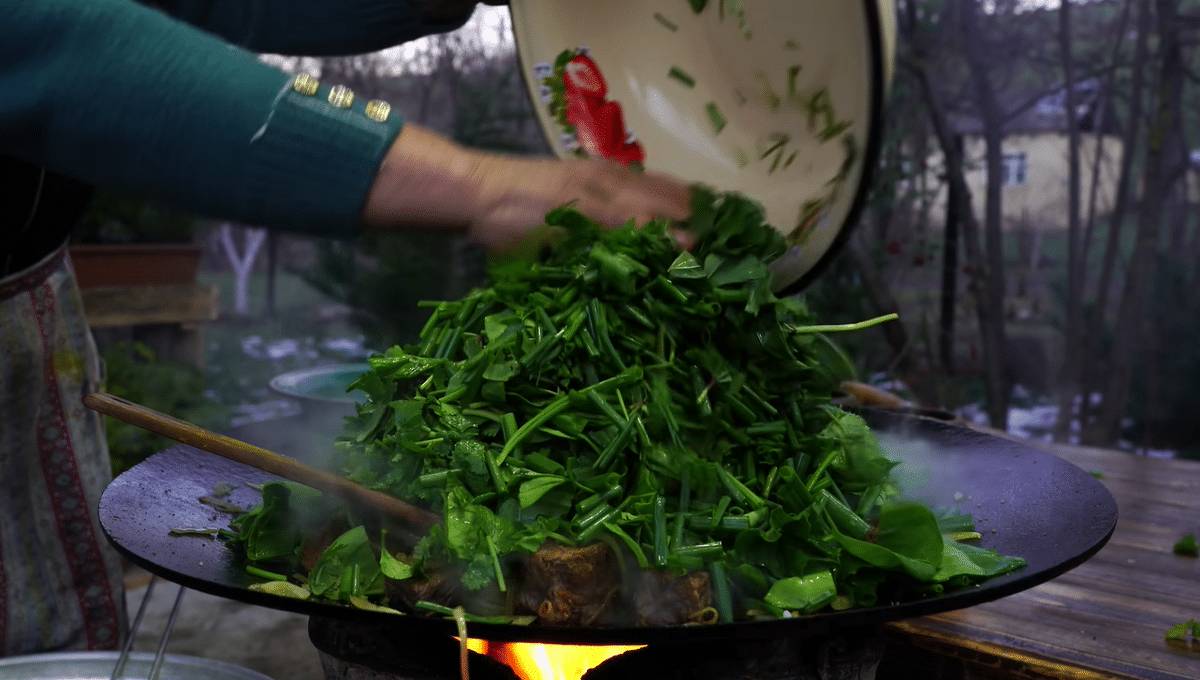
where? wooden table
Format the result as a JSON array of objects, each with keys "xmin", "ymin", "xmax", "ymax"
[
  {"xmin": 81, "ymin": 283, "xmax": 218, "ymax": 369},
  {"xmin": 886, "ymin": 439, "xmax": 1200, "ymax": 679}
]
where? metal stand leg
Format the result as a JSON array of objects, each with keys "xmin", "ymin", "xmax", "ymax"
[
  {"xmin": 109, "ymin": 578, "xmax": 188, "ymax": 680},
  {"xmin": 110, "ymin": 576, "xmax": 158, "ymax": 680}
]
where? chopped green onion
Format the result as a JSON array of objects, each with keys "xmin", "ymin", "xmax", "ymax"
[
  {"xmin": 672, "ymin": 468, "xmax": 692, "ymax": 547},
  {"xmin": 653, "ymin": 12, "xmax": 679, "ymax": 31},
  {"xmin": 674, "ymin": 541, "xmax": 723, "ymax": 558},
  {"xmin": 668, "ymin": 66, "xmax": 696, "ymax": 88},
  {"xmin": 246, "ymin": 565, "xmax": 289, "ymax": 582},
  {"xmin": 709, "ymin": 562, "xmax": 735, "ymax": 622},
  {"xmin": 788, "ymin": 313, "xmax": 899, "ymax": 334},
  {"xmin": 705, "ymin": 102, "xmax": 727, "ymax": 134}
]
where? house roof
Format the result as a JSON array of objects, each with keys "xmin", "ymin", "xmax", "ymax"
[
  {"xmin": 947, "ymin": 0, "xmax": 1126, "ymax": 138},
  {"xmin": 950, "ymin": 77, "xmax": 1121, "ymax": 137}
]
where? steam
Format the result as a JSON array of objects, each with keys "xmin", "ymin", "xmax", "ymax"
[
  {"xmin": 872, "ymin": 417, "xmax": 1030, "ymax": 548},
  {"xmin": 876, "ymin": 422, "xmax": 988, "ymax": 510}
]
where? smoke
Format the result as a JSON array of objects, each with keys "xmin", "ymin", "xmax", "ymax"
[
  {"xmin": 228, "ymin": 389, "xmax": 358, "ymax": 472},
  {"xmin": 872, "ymin": 415, "xmax": 1041, "ymax": 552},
  {"xmin": 878, "ymin": 426, "xmax": 958, "ymax": 502}
]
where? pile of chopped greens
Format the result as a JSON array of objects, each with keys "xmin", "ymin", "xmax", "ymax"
[{"xmin": 228, "ymin": 191, "xmax": 1024, "ymax": 623}]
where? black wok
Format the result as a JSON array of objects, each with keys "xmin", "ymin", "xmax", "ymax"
[{"xmin": 98, "ymin": 409, "xmax": 1116, "ymax": 644}]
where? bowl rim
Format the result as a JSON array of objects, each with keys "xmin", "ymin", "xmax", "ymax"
[
  {"xmin": 267, "ymin": 362, "xmax": 369, "ymax": 405},
  {"xmin": 0, "ymin": 651, "xmax": 273, "ymax": 680}
]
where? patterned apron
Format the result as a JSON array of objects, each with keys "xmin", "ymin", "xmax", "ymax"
[{"xmin": 0, "ymin": 245, "xmax": 126, "ymax": 655}]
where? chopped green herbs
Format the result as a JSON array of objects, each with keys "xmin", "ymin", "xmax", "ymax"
[
  {"xmin": 806, "ymin": 89, "xmax": 852, "ymax": 142},
  {"xmin": 198, "ymin": 495, "xmax": 245, "ymax": 515},
  {"xmin": 226, "ymin": 190, "xmax": 1024, "ymax": 624},
  {"xmin": 759, "ymin": 133, "xmax": 794, "ymax": 175},
  {"xmin": 706, "ymin": 102, "xmax": 727, "ymax": 134},
  {"xmin": 1174, "ymin": 533, "xmax": 1198, "ymax": 557},
  {"xmin": 211, "ymin": 482, "xmax": 235, "ymax": 498},
  {"xmin": 786, "ymin": 65, "xmax": 802, "ymax": 99},
  {"xmin": 688, "ymin": 0, "xmax": 708, "ymax": 13},
  {"xmin": 756, "ymin": 72, "xmax": 781, "ymax": 110},
  {"xmin": 1166, "ymin": 619, "xmax": 1199, "ymax": 642},
  {"xmin": 653, "ymin": 12, "xmax": 679, "ymax": 31},
  {"xmin": 759, "ymin": 134, "xmax": 790, "ymax": 160},
  {"xmin": 668, "ymin": 66, "xmax": 696, "ymax": 88},
  {"xmin": 246, "ymin": 565, "xmax": 289, "ymax": 582},
  {"xmin": 718, "ymin": 0, "xmax": 751, "ymax": 39},
  {"xmin": 1088, "ymin": 469, "xmax": 1104, "ymax": 479}
]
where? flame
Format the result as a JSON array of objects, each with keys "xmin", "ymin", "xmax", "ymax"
[{"xmin": 466, "ymin": 640, "xmax": 644, "ymax": 680}]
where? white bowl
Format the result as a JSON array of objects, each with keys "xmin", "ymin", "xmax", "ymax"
[{"xmin": 510, "ymin": 0, "xmax": 895, "ymax": 292}]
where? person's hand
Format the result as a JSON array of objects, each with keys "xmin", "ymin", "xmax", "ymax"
[
  {"xmin": 463, "ymin": 153, "xmax": 693, "ymax": 249},
  {"xmin": 362, "ymin": 124, "xmax": 693, "ymax": 250}
]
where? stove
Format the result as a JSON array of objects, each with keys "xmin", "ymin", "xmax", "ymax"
[{"xmin": 308, "ymin": 617, "xmax": 885, "ymax": 680}]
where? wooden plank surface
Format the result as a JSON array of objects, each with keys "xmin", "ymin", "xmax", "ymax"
[
  {"xmin": 80, "ymin": 283, "xmax": 218, "ymax": 328},
  {"xmin": 889, "ymin": 439, "xmax": 1200, "ymax": 679}
]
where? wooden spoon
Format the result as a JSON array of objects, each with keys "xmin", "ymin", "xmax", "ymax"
[
  {"xmin": 838, "ymin": 381, "xmax": 910, "ymax": 410},
  {"xmin": 84, "ymin": 392, "xmax": 439, "ymax": 533}
]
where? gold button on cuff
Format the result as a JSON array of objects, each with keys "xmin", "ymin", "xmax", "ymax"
[
  {"xmin": 364, "ymin": 100, "xmax": 392, "ymax": 123},
  {"xmin": 327, "ymin": 85, "xmax": 354, "ymax": 109},
  {"xmin": 291, "ymin": 73, "xmax": 319, "ymax": 96}
]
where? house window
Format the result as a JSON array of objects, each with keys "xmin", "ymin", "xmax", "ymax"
[{"xmin": 1002, "ymin": 152, "xmax": 1027, "ymax": 186}]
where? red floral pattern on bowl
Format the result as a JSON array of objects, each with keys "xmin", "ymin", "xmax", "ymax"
[{"xmin": 561, "ymin": 55, "xmax": 645, "ymax": 166}]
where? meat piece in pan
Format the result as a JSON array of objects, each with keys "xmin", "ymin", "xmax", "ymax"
[
  {"xmin": 634, "ymin": 570, "xmax": 713, "ymax": 626},
  {"xmin": 387, "ymin": 569, "xmax": 463, "ymax": 610},
  {"xmin": 518, "ymin": 542, "xmax": 620, "ymax": 625}
]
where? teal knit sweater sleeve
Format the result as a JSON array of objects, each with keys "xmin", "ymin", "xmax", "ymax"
[
  {"xmin": 0, "ymin": 0, "xmax": 444, "ymax": 236},
  {"xmin": 154, "ymin": 0, "xmax": 474, "ymax": 56}
]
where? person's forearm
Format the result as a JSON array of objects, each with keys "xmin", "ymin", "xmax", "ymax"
[
  {"xmin": 2, "ymin": 0, "xmax": 403, "ymax": 236},
  {"xmin": 148, "ymin": 0, "xmax": 475, "ymax": 56},
  {"xmin": 363, "ymin": 125, "xmax": 694, "ymax": 250},
  {"xmin": 1, "ymin": 1, "xmax": 692, "ymax": 248}
]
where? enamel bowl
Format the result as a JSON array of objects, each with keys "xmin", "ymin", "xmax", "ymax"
[{"xmin": 509, "ymin": 0, "xmax": 895, "ymax": 293}]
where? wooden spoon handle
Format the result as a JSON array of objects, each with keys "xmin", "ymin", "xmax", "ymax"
[
  {"xmin": 84, "ymin": 392, "xmax": 438, "ymax": 532},
  {"xmin": 839, "ymin": 381, "xmax": 910, "ymax": 410}
]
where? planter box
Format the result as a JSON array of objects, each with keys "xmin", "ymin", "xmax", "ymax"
[{"xmin": 69, "ymin": 244, "xmax": 202, "ymax": 288}]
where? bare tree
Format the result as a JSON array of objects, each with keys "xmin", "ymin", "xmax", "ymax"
[
  {"xmin": 1052, "ymin": 0, "xmax": 1084, "ymax": 442},
  {"xmin": 1080, "ymin": 0, "xmax": 1150, "ymax": 437},
  {"xmin": 1093, "ymin": 0, "xmax": 1190, "ymax": 443},
  {"xmin": 1080, "ymin": 0, "xmax": 1132, "ymax": 274},
  {"xmin": 902, "ymin": 1, "xmax": 1006, "ymax": 421},
  {"xmin": 959, "ymin": 0, "xmax": 1012, "ymax": 429}
]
